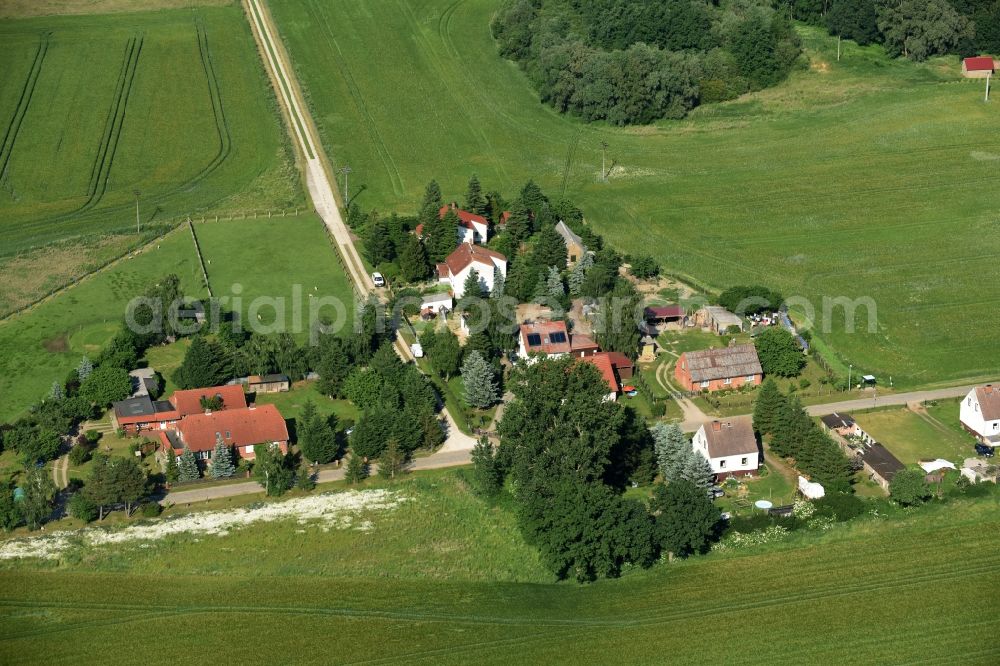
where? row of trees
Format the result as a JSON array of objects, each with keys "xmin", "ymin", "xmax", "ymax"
[
  {"xmin": 492, "ymin": 0, "xmax": 802, "ymax": 124},
  {"xmin": 788, "ymin": 0, "xmax": 997, "ymax": 62},
  {"xmin": 753, "ymin": 378, "xmax": 854, "ymax": 492}
]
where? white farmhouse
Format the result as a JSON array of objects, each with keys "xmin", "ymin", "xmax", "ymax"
[
  {"xmin": 436, "ymin": 243, "xmax": 507, "ymax": 299},
  {"xmin": 440, "ymin": 203, "xmax": 489, "ymax": 245},
  {"xmin": 692, "ymin": 417, "xmax": 759, "ymax": 481},
  {"xmin": 960, "ymin": 385, "xmax": 1000, "ymax": 445}
]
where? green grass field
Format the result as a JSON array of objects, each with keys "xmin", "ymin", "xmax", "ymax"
[
  {"xmin": 0, "ymin": 4, "xmax": 301, "ymax": 255},
  {"xmin": 194, "ymin": 215, "xmax": 356, "ymax": 339},
  {"xmin": 269, "ymin": 0, "xmax": 1000, "ymax": 388},
  {"xmin": 855, "ymin": 406, "xmax": 975, "ymax": 464},
  {"xmin": 0, "ymin": 471, "xmax": 996, "ymax": 663},
  {"xmin": 0, "ymin": 227, "xmax": 205, "ymax": 422}
]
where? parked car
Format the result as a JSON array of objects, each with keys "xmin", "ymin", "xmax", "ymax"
[
  {"xmin": 371, "ymin": 272, "xmax": 385, "ymax": 287},
  {"xmin": 974, "ymin": 443, "xmax": 995, "ymax": 457},
  {"xmin": 708, "ymin": 486, "xmax": 725, "ymax": 499}
]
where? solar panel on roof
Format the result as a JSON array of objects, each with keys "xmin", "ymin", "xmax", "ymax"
[
  {"xmin": 548, "ymin": 332, "xmax": 567, "ymax": 344},
  {"xmin": 526, "ymin": 333, "xmax": 542, "ymax": 347}
]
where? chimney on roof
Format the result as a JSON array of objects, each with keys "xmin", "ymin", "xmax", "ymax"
[{"xmin": 712, "ymin": 421, "xmax": 721, "ymax": 431}]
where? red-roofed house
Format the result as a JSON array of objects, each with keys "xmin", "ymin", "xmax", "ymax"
[
  {"xmin": 111, "ymin": 384, "xmax": 247, "ymax": 436},
  {"xmin": 158, "ymin": 403, "xmax": 289, "ymax": 461},
  {"xmin": 570, "ymin": 332, "xmax": 600, "ymax": 357},
  {"xmin": 440, "ymin": 203, "xmax": 489, "ymax": 244},
  {"xmin": 960, "ymin": 385, "xmax": 1000, "ymax": 445},
  {"xmin": 963, "ymin": 57, "xmax": 996, "ymax": 78},
  {"xmin": 675, "ymin": 345, "xmax": 762, "ymax": 392},
  {"xmin": 580, "ymin": 351, "xmax": 635, "ymax": 401},
  {"xmin": 519, "ymin": 320, "xmax": 571, "ymax": 358},
  {"xmin": 438, "ymin": 243, "xmax": 507, "ymax": 298}
]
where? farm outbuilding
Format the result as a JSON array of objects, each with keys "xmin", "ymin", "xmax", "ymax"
[
  {"xmin": 861, "ymin": 443, "xmax": 904, "ymax": 493},
  {"xmin": 697, "ymin": 306, "xmax": 744, "ymax": 334},
  {"xmin": 962, "ymin": 57, "xmax": 996, "ymax": 78}
]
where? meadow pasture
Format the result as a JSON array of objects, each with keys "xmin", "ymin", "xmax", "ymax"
[
  {"xmin": 0, "ymin": 227, "xmax": 205, "ymax": 423},
  {"xmin": 0, "ymin": 4, "xmax": 301, "ymax": 255},
  {"xmin": 0, "ymin": 471, "xmax": 996, "ymax": 663},
  {"xmin": 269, "ymin": 0, "xmax": 1000, "ymax": 388}
]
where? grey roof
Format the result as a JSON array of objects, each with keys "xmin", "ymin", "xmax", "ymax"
[
  {"xmin": 701, "ymin": 417, "xmax": 758, "ymax": 458},
  {"xmin": 705, "ymin": 305, "xmax": 743, "ymax": 327},
  {"xmin": 554, "ymin": 221, "xmax": 584, "ymax": 249},
  {"xmin": 820, "ymin": 412, "xmax": 855, "ymax": 430},
  {"xmin": 114, "ymin": 396, "xmax": 155, "ymax": 418},
  {"xmin": 252, "ymin": 373, "xmax": 289, "ymax": 384},
  {"xmin": 684, "ymin": 344, "xmax": 762, "ymax": 382},
  {"xmin": 862, "ymin": 444, "xmax": 904, "ymax": 482},
  {"xmin": 153, "ymin": 401, "xmax": 175, "ymax": 413}
]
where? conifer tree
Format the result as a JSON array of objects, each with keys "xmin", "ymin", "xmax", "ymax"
[
  {"xmin": 297, "ymin": 400, "xmax": 339, "ymax": 464},
  {"xmin": 364, "ymin": 213, "xmax": 395, "ymax": 266},
  {"xmin": 651, "ymin": 422, "xmax": 689, "ymax": 482},
  {"xmin": 211, "ymin": 435, "xmax": 235, "ymax": 478},
  {"xmin": 752, "ymin": 377, "xmax": 786, "ymax": 436},
  {"xmin": 378, "ymin": 438, "xmax": 405, "ymax": 480},
  {"xmin": 462, "ymin": 350, "xmax": 500, "ymax": 409},
  {"xmin": 163, "ymin": 447, "xmax": 180, "ymax": 483},
  {"xmin": 492, "ymin": 265, "xmax": 505, "ymax": 298},
  {"xmin": 471, "ymin": 436, "xmax": 502, "ymax": 498},
  {"xmin": 567, "ymin": 252, "xmax": 592, "ymax": 296},
  {"xmin": 465, "ymin": 174, "xmax": 486, "ymax": 214},
  {"xmin": 546, "ymin": 266, "xmax": 565, "ymax": 303},
  {"xmin": 679, "ymin": 450, "xmax": 714, "ymax": 489},
  {"xmin": 77, "ymin": 356, "xmax": 93, "ymax": 381},
  {"xmin": 345, "ymin": 452, "xmax": 368, "ymax": 483},
  {"xmin": 177, "ymin": 446, "xmax": 200, "ymax": 482},
  {"xmin": 462, "ymin": 268, "xmax": 485, "ymax": 299},
  {"xmin": 419, "ymin": 179, "xmax": 443, "ymax": 227},
  {"xmin": 534, "ymin": 223, "xmax": 567, "ymax": 270},
  {"xmin": 398, "ymin": 235, "xmax": 430, "ymax": 282},
  {"xmin": 50, "ymin": 381, "xmax": 64, "ymax": 401},
  {"xmin": 172, "ymin": 336, "xmax": 229, "ymax": 390}
]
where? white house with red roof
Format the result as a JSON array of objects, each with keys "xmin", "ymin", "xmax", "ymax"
[
  {"xmin": 437, "ymin": 242, "xmax": 507, "ymax": 298},
  {"xmin": 961, "ymin": 385, "xmax": 1000, "ymax": 445},
  {"xmin": 519, "ymin": 320, "xmax": 572, "ymax": 359},
  {"xmin": 417, "ymin": 203, "xmax": 490, "ymax": 246},
  {"xmin": 692, "ymin": 417, "xmax": 760, "ymax": 480}
]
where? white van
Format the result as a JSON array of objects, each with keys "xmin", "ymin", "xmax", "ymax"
[{"xmin": 371, "ymin": 272, "xmax": 385, "ymax": 287}]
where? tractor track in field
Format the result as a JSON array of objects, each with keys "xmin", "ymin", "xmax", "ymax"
[
  {"xmin": 0, "ymin": 32, "xmax": 50, "ymax": 183},
  {"xmin": 305, "ymin": 0, "xmax": 405, "ymax": 196}
]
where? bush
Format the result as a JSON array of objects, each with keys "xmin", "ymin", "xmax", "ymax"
[
  {"xmin": 140, "ymin": 501, "xmax": 162, "ymax": 518},
  {"xmin": 84, "ymin": 429, "xmax": 102, "ymax": 445},
  {"xmin": 799, "ymin": 378, "xmax": 811, "ymax": 390},
  {"xmin": 68, "ymin": 444, "xmax": 92, "ymax": 466},
  {"xmin": 68, "ymin": 493, "xmax": 98, "ymax": 523},
  {"xmin": 813, "ymin": 493, "xmax": 866, "ymax": 522}
]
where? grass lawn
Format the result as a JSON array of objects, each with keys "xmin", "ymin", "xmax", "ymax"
[
  {"xmin": 0, "ymin": 470, "xmax": 996, "ymax": 663},
  {"xmin": 854, "ymin": 407, "xmax": 975, "ymax": 465},
  {"xmin": 193, "ymin": 215, "xmax": 356, "ymax": 340},
  {"xmin": 0, "ymin": 227, "xmax": 205, "ymax": 423},
  {"xmin": 0, "ymin": 4, "xmax": 301, "ymax": 256},
  {"xmin": 254, "ymin": 379, "xmax": 359, "ymax": 426},
  {"xmin": 270, "ymin": 0, "xmax": 1000, "ymax": 388}
]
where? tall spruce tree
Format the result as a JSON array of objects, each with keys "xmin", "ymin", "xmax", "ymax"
[
  {"xmin": 534, "ymin": 224, "xmax": 567, "ymax": 271},
  {"xmin": 752, "ymin": 377, "xmax": 786, "ymax": 436},
  {"xmin": 462, "ymin": 350, "xmax": 500, "ymax": 409},
  {"xmin": 465, "ymin": 174, "xmax": 486, "ymax": 214},
  {"xmin": 177, "ymin": 446, "xmax": 200, "ymax": 482},
  {"xmin": 297, "ymin": 400, "xmax": 339, "ymax": 464},
  {"xmin": 651, "ymin": 422, "xmax": 690, "ymax": 482},
  {"xmin": 679, "ymin": 450, "xmax": 714, "ymax": 489},
  {"xmin": 345, "ymin": 452, "xmax": 368, "ymax": 483},
  {"xmin": 211, "ymin": 434, "xmax": 235, "ymax": 478},
  {"xmin": 172, "ymin": 336, "xmax": 229, "ymax": 390},
  {"xmin": 568, "ymin": 252, "xmax": 592, "ymax": 295},
  {"xmin": 398, "ymin": 235, "xmax": 430, "ymax": 282},
  {"xmin": 364, "ymin": 214, "xmax": 395, "ymax": 266},
  {"xmin": 77, "ymin": 355, "xmax": 94, "ymax": 381},
  {"xmin": 378, "ymin": 438, "xmax": 405, "ymax": 480},
  {"xmin": 470, "ymin": 436, "xmax": 502, "ymax": 498},
  {"xmin": 419, "ymin": 179, "xmax": 443, "ymax": 227}
]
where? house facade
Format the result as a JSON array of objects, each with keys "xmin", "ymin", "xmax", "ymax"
[
  {"xmin": 692, "ymin": 418, "xmax": 759, "ymax": 480},
  {"xmin": 440, "ymin": 203, "xmax": 489, "ymax": 244},
  {"xmin": 437, "ymin": 243, "xmax": 507, "ymax": 299},
  {"xmin": 960, "ymin": 386, "xmax": 1000, "ymax": 445},
  {"xmin": 554, "ymin": 221, "xmax": 586, "ymax": 265},
  {"xmin": 674, "ymin": 344, "xmax": 763, "ymax": 392}
]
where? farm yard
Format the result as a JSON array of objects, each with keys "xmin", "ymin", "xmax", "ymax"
[
  {"xmin": 0, "ymin": 4, "xmax": 301, "ymax": 257},
  {"xmin": 0, "ymin": 470, "xmax": 996, "ymax": 663},
  {"xmin": 269, "ymin": 0, "xmax": 1000, "ymax": 388}
]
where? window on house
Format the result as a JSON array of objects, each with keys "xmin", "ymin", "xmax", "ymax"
[
  {"xmin": 245, "ymin": 445, "xmax": 254, "ymax": 454},
  {"xmin": 741, "ymin": 457, "xmax": 748, "ymax": 466},
  {"xmin": 225, "ymin": 431, "xmax": 231, "ymax": 439},
  {"xmin": 746, "ymin": 375, "xmax": 755, "ymax": 382},
  {"xmin": 724, "ymin": 377, "xmax": 732, "ymax": 385},
  {"xmin": 719, "ymin": 460, "xmax": 726, "ymax": 469},
  {"xmin": 700, "ymin": 380, "xmax": 710, "ymax": 388}
]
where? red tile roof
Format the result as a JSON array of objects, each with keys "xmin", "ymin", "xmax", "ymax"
[
  {"xmin": 570, "ymin": 333, "xmax": 599, "ymax": 352},
  {"xmin": 581, "ymin": 353, "xmax": 619, "ymax": 394},
  {"xmin": 965, "ymin": 57, "xmax": 995, "ymax": 71},
  {"xmin": 171, "ymin": 404, "xmax": 288, "ymax": 453},
  {"xmin": 444, "ymin": 242, "xmax": 506, "ymax": 276},
  {"xmin": 645, "ymin": 305, "xmax": 685, "ymax": 319},
  {"xmin": 440, "ymin": 203, "xmax": 488, "ymax": 230},
  {"xmin": 520, "ymin": 320, "xmax": 571, "ymax": 355},
  {"xmin": 171, "ymin": 385, "xmax": 247, "ymax": 417}
]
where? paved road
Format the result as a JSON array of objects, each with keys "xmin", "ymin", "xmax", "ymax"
[
  {"xmin": 800, "ymin": 384, "xmax": 982, "ymax": 417},
  {"xmin": 163, "ymin": 448, "xmax": 474, "ymax": 505},
  {"xmin": 244, "ymin": 0, "xmax": 475, "ymax": 459}
]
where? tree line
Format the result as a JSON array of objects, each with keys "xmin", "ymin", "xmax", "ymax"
[
  {"xmin": 785, "ymin": 0, "xmax": 998, "ymax": 61},
  {"xmin": 492, "ymin": 0, "xmax": 802, "ymax": 124}
]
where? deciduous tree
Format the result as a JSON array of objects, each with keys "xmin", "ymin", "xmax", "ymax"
[{"xmin": 651, "ymin": 480, "xmax": 721, "ymax": 557}]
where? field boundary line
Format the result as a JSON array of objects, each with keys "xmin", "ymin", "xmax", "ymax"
[
  {"xmin": 186, "ymin": 218, "xmax": 213, "ymax": 298},
  {"xmin": 0, "ymin": 31, "xmax": 49, "ymax": 182},
  {"xmin": 0, "ymin": 224, "xmax": 182, "ymax": 324}
]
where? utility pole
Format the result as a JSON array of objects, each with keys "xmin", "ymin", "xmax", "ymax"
[
  {"xmin": 986, "ymin": 72, "xmax": 992, "ymax": 103},
  {"xmin": 837, "ymin": 35, "xmax": 841, "ymax": 62},
  {"xmin": 339, "ymin": 165, "xmax": 352, "ymax": 203},
  {"xmin": 848, "ymin": 364, "xmax": 853, "ymax": 392},
  {"xmin": 133, "ymin": 190, "xmax": 141, "ymax": 235},
  {"xmin": 600, "ymin": 141, "xmax": 608, "ymax": 182}
]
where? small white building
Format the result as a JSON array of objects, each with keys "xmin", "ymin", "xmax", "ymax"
[
  {"xmin": 436, "ymin": 243, "xmax": 507, "ymax": 299},
  {"xmin": 692, "ymin": 417, "xmax": 759, "ymax": 481},
  {"xmin": 440, "ymin": 203, "xmax": 489, "ymax": 245},
  {"xmin": 421, "ymin": 292, "xmax": 453, "ymax": 314},
  {"xmin": 960, "ymin": 386, "xmax": 1000, "ymax": 445}
]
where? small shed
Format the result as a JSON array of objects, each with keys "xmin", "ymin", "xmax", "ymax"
[
  {"xmin": 247, "ymin": 374, "xmax": 290, "ymax": 394},
  {"xmin": 639, "ymin": 335, "xmax": 657, "ymax": 362},
  {"xmin": 644, "ymin": 305, "xmax": 685, "ymax": 323},
  {"xmin": 962, "ymin": 56, "xmax": 996, "ymax": 78},
  {"xmin": 699, "ymin": 306, "xmax": 743, "ymax": 334}
]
